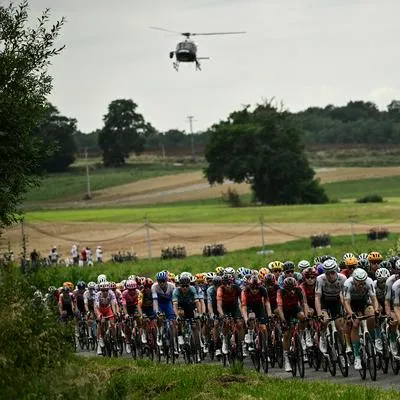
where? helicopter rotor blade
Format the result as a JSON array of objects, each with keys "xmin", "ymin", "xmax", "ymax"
[
  {"xmin": 191, "ymin": 31, "xmax": 246, "ymax": 36},
  {"xmin": 149, "ymin": 26, "xmax": 181, "ymax": 34}
]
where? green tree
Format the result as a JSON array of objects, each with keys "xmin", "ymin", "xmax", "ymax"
[
  {"xmin": 33, "ymin": 103, "xmax": 77, "ymax": 172},
  {"xmin": 0, "ymin": 1, "xmax": 64, "ymax": 226},
  {"xmin": 98, "ymin": 99, "xmax": 152, "ymax": 167},
  {"xmin": 204, "ymin": 102, "xmax": 328, "ymax": 205}
]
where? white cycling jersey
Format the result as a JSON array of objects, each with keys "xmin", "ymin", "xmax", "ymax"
[
  {"xmin": 315, "ymin": 273, "xmax": 347, "ymax": 301},
  {"xmin": 343, "ymin": 276, "xmax": 375, "ymax": 302}
]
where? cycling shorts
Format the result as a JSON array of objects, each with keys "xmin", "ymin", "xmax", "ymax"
[
  {"xmin": 159, "ymin": 302, "xmax": 175, "ymax": 320},
  {"xmin": 247, "ymin": 304, "xmax": 267, "ymax": 324}
]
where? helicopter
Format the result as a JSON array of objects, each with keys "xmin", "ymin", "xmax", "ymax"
[{"xmin": 150, "ymin": 27, "xmax": 246, "ymax": 71}]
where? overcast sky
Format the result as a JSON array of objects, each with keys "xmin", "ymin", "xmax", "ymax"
[{"xmin": 26, "ymin": 0, "xmax": 400, "ymax": 133}]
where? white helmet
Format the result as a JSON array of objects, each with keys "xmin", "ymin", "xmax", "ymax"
[
  {"xmin": 225, "ymin": 267, "xmax": 236, "ymax": 275},
  {"xmin": 99, "ymin": 281, "xmax": 109, "ymax": 290},
  {"xmin": 375, "ymin": 268, "xmax": 390, "ymax": 281},
  {"xmin": 323, "ymin": 259, "xmax": 337, "ymax": 272},
  {"xmin": 298, "ymin": 260, "xmax": 310, "ymax": 271},
  {"xmin": 353, "ymin": 268, "xmax": 368, "ymax": 282},
  {"xmin": 127, "ymin": 275, "xmax": 136, "ymax": 281},
  {"xmin": 97, "ymin": 274, "xmax": 107, "ymax": 283},
  {"xmin": 87, "ymin": 281, "xmax": 96, "ymax": 289}
]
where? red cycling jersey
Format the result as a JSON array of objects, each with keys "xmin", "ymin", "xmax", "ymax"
[
  {"xmin": 217, "ymin": 285, "xmax": 241, "ymax": 307},
  {"xmin": 241, "ymin": 286, "xmax": 268, "ymax": 307},
  {"xmin": 266, "ymin": 284, "xmax": 279, "ymax": 310},
  {"xmin": 277, "ymin": 287, "xmax": 304, "ymax": 311},
  {"xmin": 300, "ymin": 282, "xmax": 316, "ymax": 309},
  {"xmin": 122, "ymin": 289, "xmax": 139, "ymax": 307}
]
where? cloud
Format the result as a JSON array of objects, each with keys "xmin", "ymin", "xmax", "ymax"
[{"xmin": 367, "ymin": 87, "xmax": 400, "ymax": 109}]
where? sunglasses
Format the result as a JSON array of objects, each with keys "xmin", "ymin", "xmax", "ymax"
[
  {"xmin": 180, "ymin": 284, "xmax": 189, "ymax": 288},
  {"xmin": 285, "ymin": 270, "xmax": 294, "ymax": 274}
]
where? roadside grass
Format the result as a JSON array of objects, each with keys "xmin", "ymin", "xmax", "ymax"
[
  {"xmin": 26, "ymin": 200, "xmax": 400, "ymax": 224},
  {"xmin": 24, "ymin": 164, "xmax": 202, "ymax": 202},
  {"xmin": 32, "ymin": 356, "xmax": 400, "ymax": 400},
  {"xmin": 323, "ymin": 175, "xmax": 400, "ymax": 200},
  {"xmin": 29, "ymin": 233, "xmax": 399, "ymax": 289}
]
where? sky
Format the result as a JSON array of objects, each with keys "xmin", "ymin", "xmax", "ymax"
[{"xmin": 25, "ymin": 0, "xmax": 400, "ymax": 133}]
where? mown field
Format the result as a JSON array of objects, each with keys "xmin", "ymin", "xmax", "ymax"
[{"xmin": 25, "ymin": 356, "xmax": 400, "ymax": 400}]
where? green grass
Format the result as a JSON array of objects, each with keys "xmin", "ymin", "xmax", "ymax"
[
  {"xmin": 25, "ymin": 200, "xmax": 400, "ymax": 224},
  {"xmin": 24, "ymin": 163, "xmax": 202, "ymax": 202},
  {"xmin": 29, "ymin": 356, "xmax": 400, "ymax": 399},
  {"xmin": 29, "ymin": 234, "xmax": 399, "ymax": 289},
  {"xmin": 323, "ymin": 176, "xmax": 400, "ymax": 200}
]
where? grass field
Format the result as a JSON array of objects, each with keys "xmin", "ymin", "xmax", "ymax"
[
  {"xmin": 323, "ymin": 175, "xmax": 400, "ymax": 200},
  {"xmin": 24, "ymin": 163, "xmax": 202, "ymax": 202},
  {"xmin": 18, "ymin": 354, "xmax": 400, "ymax": 399},
  {"xmin": 25, "ymin": 200, "xmax": 400, "ymax": 224}
]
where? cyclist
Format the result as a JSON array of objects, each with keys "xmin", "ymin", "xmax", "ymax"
[
  {"xmin": 277, "ymin": 276, "xmax": 307, "ymax": 372},
  {"xmin": 241, "ymin": 275, "xmax": 272, "ymax": 352},
  {"xmin": 207, "ymin": 275, "xmax": 223, "ymax": 357},
  {"xmin": 263, "ymin": 273, "xmax": 279, "ymax": 315},
  {"xmin": 122, "ymin": 279, "xmax": 143, "ymax": 354},
  {"xmin": 340, "ymin": 256, "xmax": 358, "ymax": 278},
  {"xmin": 84, "ymin": 281, "xmax": 97, "ymax": 342},
  {"xmin": 367, "ymin": 251, "xmax": 383, "ymax": 279},
  {"xmin": 374, "ymin": 267, "xmax": 390, "ymax": 312},
  {"xmin": 315, "ymin": 259, "xmax": 347, "ymax": 355},
  {"xmin": 277, "ymin": 261, "xmax": 302, "ymax": 288},
  {"xmin": 58, "ymin": 283, "xmax": 75, "ymax": 322},
  {"xmin": 94, "ymin": 282, "xmax": 118, "ymax": 355},
  {"xmin": 298, "ymin": 260, "xmax": 310, "ymax": 272},
  {"xmin": 385, "ymin": 259, "xmax": 400, "ymax": 356},
  {"xmin": 300, "ymin": 267, "xmax": 317, "ymax": 348},
  {"xmin": 268, "ymin": 261, "xmax": 284, "ymax": 280},
  {"xmin": 217, "ymin": 272, "xmax": 244, "ymax": 356},
  {"xmin": 343, "ymin": 268, "xmax": 380, "ymax": 370}
]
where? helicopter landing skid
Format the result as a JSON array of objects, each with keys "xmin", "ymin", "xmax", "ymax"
[
  {"xmin": 195, "ymin": 60, "xmax": 201, "ymax": 71},
  {"xmin": 173, "ymin": 62, "xmax": 179, "ymax": 71}
]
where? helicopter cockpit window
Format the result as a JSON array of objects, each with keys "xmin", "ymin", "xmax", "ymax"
[{"xmin": 177, "ymin": 42, "xmax": 195, "ymax": 51}]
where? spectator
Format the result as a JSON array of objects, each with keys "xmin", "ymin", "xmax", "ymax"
[
  {"xmin": 49, "ymin": 246, "xmax": 59, "ymax": 265},
  {"xmin": 96, "ymin": 245, "xmax": 103, "ymax": 263},
  {"xmin": 30, "ymin": 249, "xmax": 39, "ymax": 266},
  {"xmin": 71, "ymin": 244, "xmax": 79, "ymax": 265},
  {"xmin": 80, "ymin": 247, "xmax": 87, "ymax": 264}
]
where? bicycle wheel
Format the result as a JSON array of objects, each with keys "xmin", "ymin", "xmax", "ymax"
[
  {"xmin": 267, "ymin": 331, "xmax": 276, "ymax": 368},
  {"xmin": 365, "ymin": 333, "xmax": 377, "ymax": 381},
  {"xmin": 261, "ymin": 333, "xmax": 269, "ymax": 374},
  {"xmin": 381, "ymin": 334, "xmax": 390, "ymax": 374},
  {"xmin": 274, "ymin": 327, "xmax": 284, "ymax": 369},
  {"xmin": 359, "ymin": 346, "xmax": 367, "ymax": 380},
  {"xmin": 290, "ymin": 350, "xmax": 297, "ymax": 377},
  {"xmin": 326, "ymin": 340, "xmax": 337, "ymax": 377},
  {"xmin": 334, "ymin": 331, "xmax": 348, "ymax": 377},
  {"xmin": 295, "ymin": 335, "xmax": 305, "ymax": 378}
]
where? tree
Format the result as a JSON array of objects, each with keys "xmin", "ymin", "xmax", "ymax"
[
  {"xmin": 0, "ymin": 1, "xmax": 64, "ymax": 227},
  {"xmin": 33, "ymin": 103, "xmax": 77, "ymax": 172},
  {"xmin": 98, "ymin": 99, "xmax": 152, "ymax": 167},
  {"xmin": 204, "ymin": 102, "xmax": 328, "ymax": 205}
]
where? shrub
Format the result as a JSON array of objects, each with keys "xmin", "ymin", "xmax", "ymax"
[
  {"xmin": 310, "ymin": 233, "xmax": 331, "ymax": 248},
  {"xmin": 367, "ymin": 227, "xmax": 390, "ymax": 241},
  {"xmin": 0, "ymin": 266, "xmax": 74, "ymax": 398},
  {"xmin": 161, "ymin": 244, "xmax": 187, "ymax": 259},
  {"xmin": 221, "ymin": 188, "xmax": 242, "ymax": 207},
  {"xmin": 356, "ymin": 194, "xmax": 383, "ymax": 203},
  {"xmin": 203, "ymin": 243, "xmax": 227, "ymax": 257}
]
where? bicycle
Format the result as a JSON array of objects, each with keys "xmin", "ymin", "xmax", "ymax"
[
  {"xmin": 101, "ymin": 315, "xmax": 119, "ymax": 357},
  {"xmin": 180, "ymin": 317, "xmax": 202, "ymax": 364},
  {"xmin": 268, "ymin": 315, "xmax": 283, "ymax": 369},
  {"xmin": 325, "ymin": 315, "xmax": 348, "ymax": 377},
  {"xmin": 248, "ymin": 314, "xmax": 269, "ymax": 374},
  {"xmin": 220, "ymin": 314, "xmax": 244, "ymax": 367},
  {"xmin": 356, "ymin": 314, "xmax": 377, "ymax": 381},
  {"xmin": 376, "ymin": 315, "xmax": 390, "ymax": 374},
  {"xmin": 286, "ymin": 318, "xmax": 305, "ymax": 378}
]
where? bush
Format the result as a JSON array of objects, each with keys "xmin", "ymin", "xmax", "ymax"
[
  {"xmin": 0, "ymin": 266, "xmax": 74, "ymax": 398},
  {"xmin": 310, "ymin": 233, "xmax": 331, "ymax": 248},
  {"xmin": 161, "ymin": 244, "xmax": 187, "ymax": 259},
  {"xmin": 367, "ymin": 227, "xmax": 390, "ymax": 241},
  {"xmin": 221, "ymin": 188, "xmax": 242, "ymax": 207},
  {"xmin": 203, "ymin": 243, "xmax": 227, "ymax": 257},
  {"xmin": 356, "ymin": 194, "xmax": 383, "ymax": 203}
]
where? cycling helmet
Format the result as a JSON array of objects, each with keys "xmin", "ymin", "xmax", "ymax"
[
  {"xmin": 379, "ymin": 260, "xmax": 391, "ymax": 270},
  {"xmin": 269, "ymin": 261, "xmax": 284, "ymax": 272},
  {"xmin": 222, "ymin": 273, "xmax": 234, "ymax": 284},
  {"xmin": 77, "ymin": 281, "xmax": 86, "ymax": 290},
  {"xmin": 264, "ymin": 273, "xmax": 276, "ymax": 285},
  {"xmin": 205, "ymin": 272, "xmax": 215, "ymax": 281},
  {"xmin": 212, "ymin": 276, "xmax": 222, "ymax": 286},
  {"xmin": 344, "ymin": 257, "xmax": 358, "ymax": 268},
  {"xmin": 389, "ymin": 256, "xmax": 400, "ymax": 269},
  {"xmin": 298, "ymin": 260, "xmax": 310, "ymax": 271},
  {"xmin": 342, "ymin": 252, "xmax": 355, "ymax": 262},
  {"xmin": 48, "ymin": 286, "xmax": 57, "ymax": 293},
  {"xmin": 353, "ymin": 268, "xmax": 368, "ymax": 282},
  {"xmin": 283, "ymin": 261, "xmax": 295, "ymax": 272},
  {"xmin": 224, "ymin": 267, "xmax": 236, "ymax": 275},
  {"xmin": 168, "ymin": 272, "xmax": 176, "ymax": 282},
  {"xmin": 215, "ymin": 266, "xmax": 225, "ymax": 276},
  {"xmin": 302, "ymin": 267, "xmax": 317, "ymax": 279},
  {"xmin": 179, "ymin": 274, "xmax": 191, "ymax": 285},
  {"xmin": 283, "ymin": 277, "xmax": 297, "ymax": 290},
  {"xmin": 237, "ymin": 267, "xmax": 251, "ymax": 279},
  {"xmin": 394, "ymin": 259, "xmax": 400, "ymax": 271},
  {"xmin": 156, "ymin": 271, "xmax": 168, "ymax": 282},
  {"xmin": 375, "ymin": 268, "xmax": 390, "ymax": 281},
  {"xmin": 126, "ymin": 279, "xmax": 137, "ymax": 290},
  {"xmin": 358, "ymin": 253, "xmax": 369, "ymax": 261},
  {"xmin": 97, "ymin": 274, "xmax": 107, "ymax": 284},
  {"xmin": 316, "ymin": 263, "xmax": 325, "ymax": 275},
  {"xmin": 109, "ymin": 281, "xmax": 117, "ymax": 290},
  {"xmin": 195, "ymin": 273, "xmax": 205, "ymax": 283},
  {"xmin": 144, "ymin": 278, "xmax": 153, "ymax": 288},
  {"xmin": 248, "ymin": 275, "xmax": 260, "ymax": 287},
  {"xmin": 357, "ymin": 258, "xmax": 370, "ymax": 272},
  {"xmin": 368, "ymin": 251, "xmax": 383, "ymax": 263},
  {"xmin": 99, "ymin": 282, "xmax": 109, "ymax": 290},
  {"xmin": 323, "ymin": 259, "xmax": 338, "ymax": 272},
  {"xmin": 127, "ymin": 274, "xmax": 136, "ymax": 281},
  {"xmin": 314, "ymin": 256, "xmax": 322, "ymax": 264},
  {"xmin": 63, "ymin": 281, "xmax": 74, "ymax": 290},
  {"xmin": 87, "ymin": 281, "xmax": 96, "ymax": 289},
  {"xmin": 258, "ymin": 267, "xmax": 270, "ymax": 280}
]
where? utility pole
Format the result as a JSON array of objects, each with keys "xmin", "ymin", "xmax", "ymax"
[
  {"xmin": 349, "ymin": 215, "xmax": 355, "ymax": 246},
  {"xmin": 187, "ymin": 115, "xmax": 195, "ymax": 162},
  {"xmin": 84, "ymin": 148, "xmax": 91, "ymax": 199},
  {"xmin": 259, "ymin": 215, "xmax": 265, "ymax": 253},
  {"xmin": 145, "ymin": 217, "xmax": 152, "ymax": 259},
  {"xmin": 21, "ymin": 217, "xmax": 27, "ymax": 261}
]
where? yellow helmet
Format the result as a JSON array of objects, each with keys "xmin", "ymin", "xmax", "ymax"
[
  {"xmin": 168, "ymin": 272, "xmax": 176, "ymax": 282},
  {"xmin": 63, "ymin": 281, "xmax": 74, "ymax": 291},
  {"xmin": 268, "ymin": 261, "xmax": 283, "ymax": 272},
  {"xmin": 368, "ymin": 251, "xmax": 383, "ymax": 263},
  {"xmin": 215, "ymin": 266, "xmax": 225, "ymax": 276},
  {"xmin": 195, "ymin": 273, "xmax": 205, "ymax": 283},
  {"xmin": 344, "ymin": 256, "xmax": 358, "ymax": 268}
]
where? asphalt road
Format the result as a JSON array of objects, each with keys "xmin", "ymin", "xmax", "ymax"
[{"xmin": 77, "ymin": 348, "xmax": 400, "ymax": 391}]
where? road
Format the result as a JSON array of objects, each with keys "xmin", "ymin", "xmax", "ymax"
[{"xmin": 76, "ymin": 348, "xmax": 400, "ymax": 391}]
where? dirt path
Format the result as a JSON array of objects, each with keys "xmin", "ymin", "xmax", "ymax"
[{"xmin": 3, "ymin": 221, "xmax": 400, "ymax": 260}]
